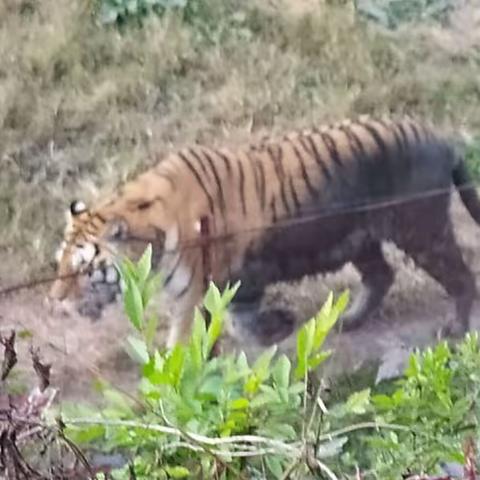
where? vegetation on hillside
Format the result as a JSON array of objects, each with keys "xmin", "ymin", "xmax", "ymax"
[{"xmin": 1, "ymin": 0, "xmax": 480, "ymax": 283}]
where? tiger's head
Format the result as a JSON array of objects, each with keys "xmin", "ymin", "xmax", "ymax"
[
  {"xmin": 48, "ymin": 200, "xmax": 125, "ymax": 316},
  {"xmin": 49, "ymin": 199, "xmax": 166, "ymax": 318}
]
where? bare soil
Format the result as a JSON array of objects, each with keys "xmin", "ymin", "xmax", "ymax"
[{"xmin": 2, "ymin": 193, "xmax": 480, "ymax": 403}]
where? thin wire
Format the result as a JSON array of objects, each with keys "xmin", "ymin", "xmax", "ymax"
[
  {"xmin": 0, "ymin": 273, "xmax": 79, "ymax": 297},
  {"xmin": 0, "ymin": 179, "xmax": 478, "ymax": 298}
]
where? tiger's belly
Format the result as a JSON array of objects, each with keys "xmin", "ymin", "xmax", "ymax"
[
  {"xmin": 227, "ymin": 212, "xmax": 362, "ymax": 303},
  {"xmin": 226, "ymin": 187, "xmax": 452, "ymax": 304}
]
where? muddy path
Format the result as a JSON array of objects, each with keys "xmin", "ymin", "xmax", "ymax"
[{"xmin": 1, "ymin": 193, "xmax": 480, "ymax": 403}]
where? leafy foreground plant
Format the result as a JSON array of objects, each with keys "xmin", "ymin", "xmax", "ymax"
[
  {"xmin": 59, "ymin": 245, "xmax": 480, "ymax": 479},
  {"xmin": 337, "ymin": 332, "xmax": 480, "ymax": 479},
  {"xmin": 61, "ymin": 245, "xmax": 370, "ymax": 479}
]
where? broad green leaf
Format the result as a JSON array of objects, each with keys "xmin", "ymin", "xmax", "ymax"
[
  {"xmin": 142, "ymin": 272, "xmax": 163, "ymax": 308},
  {"xmin": 249, "ymin": 391, "xmax": 278, "ymax": 409},
  {"xmin": 190, "ymin": 308, "xmax": 207, "ymax": 369},
  {"xmin": 206, "ymin": 312, "xmax": 223, "ymax": 355},
  {"xmin": 334, "ymin": 289, "xmax": 350, "ymax": 316},
  {"xmin": 288, "ymin": 381, "xmax": 305, "ymax": 395},
  {"xmin": 203, "ymin": 282, "xmax": 222, "ymax": 314},
  {"xmin": 307, "ymin": 351, "xmax": 332, "ymax": 371},
  {"xmin": 122, "ymin": 276, "xmax": 144, "ymax": 331},
  {"xmin": 225, "ymin": 351, "xmax": 251, "ymax": 384},
  {"xmin": 313, "ymin": 291, "xmax": 347, "ymax": 351},
  {"xmin": 372, "ymin": 394, "xmax": 394, "ymax": 410},
  {"xmin": 405, "ymin": 353, "xmax": 421, "ymax": 378},
  {"xmin": 244, "ymin": 374, "xmax": 261, "ymax": 396},
  {"xmin": 142, "ymin": 350, "xmax": 168, "ymax": 385},
  {"xmin": 118, "ymin": 257, "xmax": 138, "ymax": 284},
  {"xmin": 226, "ymin": 410, "xmax": 248, "ymax": 425},
  {"xmin": 265, "ymin": 455, "xmax": 284, "ymax": 479},
  {"xmin": 451, "ymin": 398, "xmax": 471, "ymax": 423},
  {"xmin": 253, "ymin": 345, "xmax": 277, "ymax": 381},
  {"xmin": 219, "ymin": 419, "xmax": 235, "ymax": 437},
  {"xmin": 319, "ymin": 291, "xmax": 333, "ymax": 318},
  {"xmin": 164, "ymin": 466, "xmax": 190, "ymax": 478},
  {"xmin": 436, "ymin": 391, "xmax": 453, "ymax": 410},
  {"xmin": 345, "ymin": 388, "xmax": 371, "ymax": 415},
  {"xmin": 221, "ymin": 281, "xmax": 241, "ymax": 307},
  {"xmin": 125, "ymin": 335, "xmax": 149, "ymax": 364},
  {"xmin": 137, "ymin": 243, "xmax": 152, "ymax": 287},
  {"xmin": 236, "ymin": 351, "xmax": 250, "ymax": 373},
  {"xmin": 198, "ymin": 375, "xmax": 223, "ymax": 398},
  {"xmin": 272, "ymin": 354, "xmax": 291, "ymax": 390},
  {"xmin": 295, "ymin": 317, "xmax": 314, "ymax": 380},
  {"xmin": 165, "ymin": 344, "xmax": 185, "ymax": 387},
  {"xmin": 66, "ymin": 424, "xmax": 105, "ymax": 445},
  {"xmin": 228, "ymin": 397, "xmax": 249, "ymax": 410},
  {"xmin": 430, "ymin": 400, "xmax": 452, "ymax": 418}
]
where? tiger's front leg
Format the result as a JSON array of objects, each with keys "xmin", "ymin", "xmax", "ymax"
[{"xmin": 164, "ymin": 284, "xmax": 204, "ymax": 350}]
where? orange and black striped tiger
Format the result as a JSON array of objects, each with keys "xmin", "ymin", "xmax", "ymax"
[{"xmin": 49, "ymin": 115, "xmax": 480, "ymax": 348}]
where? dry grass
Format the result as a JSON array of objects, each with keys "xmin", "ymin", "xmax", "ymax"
[{"xmin": 1, "ymin": 0, "xmax": 480, "ymax": 284}]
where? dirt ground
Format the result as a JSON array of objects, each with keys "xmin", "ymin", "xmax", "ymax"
[{"xmin": 1, "ymin": 192, "xmax": 480, "ymax": 404}]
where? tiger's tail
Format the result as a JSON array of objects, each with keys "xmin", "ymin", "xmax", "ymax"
[{"xmin": 452, "ymin": 153, "xmax": 480, "ymax": 226}]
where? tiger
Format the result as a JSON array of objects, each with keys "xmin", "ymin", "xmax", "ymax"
[{"xmin": 49, "ymin": 115, "xmax": 480, "ymax": 349}]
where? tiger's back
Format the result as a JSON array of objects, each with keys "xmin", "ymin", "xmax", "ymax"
[{"xmin": 174, "ymin": 116, "xmax": 450, "ymax": 233}]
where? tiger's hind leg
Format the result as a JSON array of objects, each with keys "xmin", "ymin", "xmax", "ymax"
[
  {"xmin": 341, "ymin": 240, "xmax": 395, "ymax": 330},
  {"xmin": 250, "ymin": 306, "xmax": 297, "ymax": 346},
  {"xmin": 225, "ymin": 258, "xmax": 298, "ymax": 346},
  {"xmin": 404, "ymin": 223, "xmax": 476, "ymax": 338}
]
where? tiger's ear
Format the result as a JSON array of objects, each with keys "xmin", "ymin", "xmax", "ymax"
[
  {"xmin": 104, "ymin": 218, "xmax": 129, "ymax": 241},
  {"xmin": 70, "ymin": 200, "xmax": 88, "ymax": 216}
]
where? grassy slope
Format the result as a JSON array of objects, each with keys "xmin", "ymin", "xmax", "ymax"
[{"xmin": 0, "ymin": 0, "xmax": 479, "ymax": 284}]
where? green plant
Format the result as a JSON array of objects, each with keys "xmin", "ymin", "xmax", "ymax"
[
  {"xmin": 96, "ymin": 0, "xmax": 255, "ymax": 49},
  {"xmin": 356, "ymin": 0, "xmax": 455, "ymax": 29},
  {"xmin": 59, "ymin": 244, "xmax": 377, "ymax": 478},
  {"xmin": 97, "ymin": 0, "xmax": 188, "ymax": 26},
  {"xmin": 338, "ymin": 333, "xmax": 480, "ymax": 478},
  {"xmin": 465, "ymin": 137, "xmax": 480, "ymax": 182}
]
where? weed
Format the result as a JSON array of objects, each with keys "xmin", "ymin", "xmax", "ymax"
[{"xmin": 60, "ymin": 245, "xmax": 360, "ymax": 479}]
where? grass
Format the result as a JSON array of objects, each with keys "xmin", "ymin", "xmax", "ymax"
[{"xmin": 1, "ymin": 0, "xmax": 480, "ymax": 284}]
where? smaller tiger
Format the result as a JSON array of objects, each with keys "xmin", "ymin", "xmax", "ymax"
[{"xmin": 50, "ymin": 115, "xmax": 480, "ymax": 348}]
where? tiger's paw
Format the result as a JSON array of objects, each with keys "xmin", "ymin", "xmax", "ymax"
[{"xmin": 76, "ymin": 264, "xmax": 122, "ymax": 320}]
